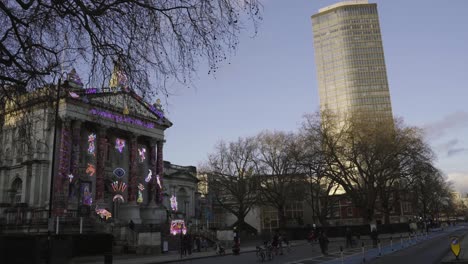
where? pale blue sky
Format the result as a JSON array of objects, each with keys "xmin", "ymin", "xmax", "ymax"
[{"xmin": 163, "ymin": 0, "xmax": 468, "ymax": 193}]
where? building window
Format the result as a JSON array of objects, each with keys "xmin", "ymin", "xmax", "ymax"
[
  {"xmin": 11, "ymin": 178, "xmax": 22, "ymax": 204},
  {"xmin": 403, "ymin": 202, "xmax": 412, "ymax": 213},
  {"xmin": 262, "ymin": 207, "xmax": 279, "ymax": 231}
]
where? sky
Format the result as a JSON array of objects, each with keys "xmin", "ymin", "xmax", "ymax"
[{"xmin": 163, "ymin": 0, "xmax": 468, "ymax": 194}]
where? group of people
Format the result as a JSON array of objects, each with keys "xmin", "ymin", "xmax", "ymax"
[{"xmin": 181, "ymin": 234, "xmax": 208, "ymax": 256}]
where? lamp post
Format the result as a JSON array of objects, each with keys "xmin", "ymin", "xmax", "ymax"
[{"xmin": 48, "ymin": 75, "xmax": 68, "ymax": 229}]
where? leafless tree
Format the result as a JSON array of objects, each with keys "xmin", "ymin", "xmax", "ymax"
[
  {"xmin": 1, "ymin": 0, "xmax": 262, "ymax": 102},
  {"xmin": 299, "ymin": 113, "xmax": 342, "ymax": 226},
  {"xmin": 315, "ymin": 111, "xmax": 436, "ymax": 224},
  {"xmin": 201, "ymin": 137, "xmax": 260, "ymax": 233},
  {"xmin": 255, "ymin": 130, "xmax": 306, "ymax": 229}
]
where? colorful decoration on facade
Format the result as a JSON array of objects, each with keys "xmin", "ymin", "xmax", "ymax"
[
  {"xmin": 137, "ymin": 192, "xmax": 143, "ymax": 203},
  {"xmin": 113, "ymin": 168, "xmax": 126, "ymax": 178},
  {"xmin": 113, "ymin": 194, "xmax": 125, "ymax": 202},
  {"xmin": 68, "ymin": 174, "xmax": 74, "ymax": 183},
  {"xmin": 111, "ymin": 181, "xmax": 128, "ymax": 193},
  {"xmin": 81, "ymin": 183, "xmax": 93, "ymax": 205},
  {"xmin": 156, "ymin": 174, "xmax": 162, "ymax": 189},
  {"xmin": 86, "ymin": 163, "xmax": 96, "ymax": 176},
  {"xmin": 170, "ymin": 220, "xmax": 187, "ymax": 236},
  {"xmin": 115, "ymin": 138, "xmax": 126, "ymax": 153},
  {"xmin": 69, "ymin": 91, "xmax": 80, "ymax": 98},
  {"xmin": 95, "ymin": 205, "xmax": 112, "ymax": 220},
  {"xmin": 137, "ymin": 183, "xmax": 145, "ymax": 204},
  {"xmin": 89, "ymin": 109, "xmax": 155, "ymax": 129},
  {"xmin": 170, "ymin": 195, "xmax": 178, "ymax": 211},
  {"xmin": 138, "ymin": 148, "xmax": 146, "ymax": 162},
  {"xmin": 145, "ymin": 169, "xmax": 152, "ymax": 183},
  {"xmin": 88, "ymin": 134, "xmax": 96, "ymax": 155},
  {"xmin": 123, "ymin": 104, "xmax": 129, "ymax": 115}
]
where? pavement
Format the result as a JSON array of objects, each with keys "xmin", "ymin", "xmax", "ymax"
[
  {"xmin": 69, "ymin": 228, "xmax": 460, "ymax": 264},
  {"xmin": 69, "ymin": 240, "xmax": 308, "ymax": 264}
]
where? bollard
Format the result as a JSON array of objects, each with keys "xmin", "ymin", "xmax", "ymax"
[
  {"xmin": 378, "ymin": 239, "xmax": 381, "ymax": 256},
  {"xmin": 340, "ymin": 245, "xmax": 344, "ymax": 264},
  {"xmin": 390, "ymin": 236, "xmax": 393, "ymax": 251},
  {"xmin": 362, "ymin": 242, "xmax": 366, "ymax": 263}
]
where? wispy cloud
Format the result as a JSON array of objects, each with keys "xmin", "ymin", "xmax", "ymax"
[
  {"xmin": 435, "ymin": 138, "xmax": 468, "ymax": 157},
  {"xmin": 448, "ymin": 148, "xmax": 468, "ymax": 157},
  {"xmin": 423, "ymin": 111, "xmax": 468, "ymax": 140},
  {"xmin": 447, "ymin": 171, "xmax": 468, "ymax": 195}
]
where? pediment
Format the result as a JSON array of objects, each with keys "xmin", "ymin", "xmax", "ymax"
[{"xmin": 68, "ymin": 89, "xmax": 171, "ymax": 127}]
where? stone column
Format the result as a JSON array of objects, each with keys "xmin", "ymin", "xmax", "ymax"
[
  {"xmin": 53, "ymin": 119, "xmax": 72, "ymax": 216},
  {"xmin": 70, "ymin": 120, "xmax": 81, "ymax": 177},
  {"xmin": 128, "ymin": 135, "xmax": 138, "ymax": 203},
  {"xmin": 156, "ymin": 140, "xmax": 164, "ymax": 204},
  {"xmin": 149, "ymin": 140, "xmax": 158, "ymax": 205},
  {"xmin": 95, "ymin": 126, "xmax": 107, "ymax": 201}
]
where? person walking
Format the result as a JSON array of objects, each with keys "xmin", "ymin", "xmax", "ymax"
[
  {"xmin": 318, "ymin": 230, "xmax": 329, "ymax": 255},
  {"xmin": 371, "ymin": 227, "xmax": 378, "ymax": 248}
]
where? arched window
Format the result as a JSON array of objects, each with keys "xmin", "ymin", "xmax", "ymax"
[{"xmin": 11, "ymin": 178, "xmax": 22, "ymax": 204}]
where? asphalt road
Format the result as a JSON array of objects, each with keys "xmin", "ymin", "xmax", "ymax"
[{"xmin": 369, "ymin": 227, "xmax": 468, "ymax": 264}]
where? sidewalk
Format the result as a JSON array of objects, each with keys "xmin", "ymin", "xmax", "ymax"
[{"xmin": 69, "ymin": 240, "xmax": 307, "ymax": 264}]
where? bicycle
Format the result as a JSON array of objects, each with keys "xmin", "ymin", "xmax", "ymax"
[{"xmin": 256, "ymin": 246, "xmax": 266, "ymax": 262}]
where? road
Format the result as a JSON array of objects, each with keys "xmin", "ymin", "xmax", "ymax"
[
  {"xmin": 369, "ymin": 227, "xmax": 468, "ymax": 264},
  {"xmin": 157, "ymin": 226, "xmax": 468, "ymax": 264}
]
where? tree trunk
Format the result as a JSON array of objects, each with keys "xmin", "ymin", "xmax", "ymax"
[{"xmin": 278, "ymin": 206, "xmax": 287, "ymax": 230}]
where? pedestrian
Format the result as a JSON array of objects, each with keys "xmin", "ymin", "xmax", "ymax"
[
  {"xmin": 371, "ymin": 227, "xmax": 378, "ymax": 248},
  {"xmin": 318, "ymin": 230, "xmax": 329, "ymax": 255},
  {"xmin": 201, "ymin": 238, "xmax": 208, "ymax": 251},
  {"xmin": 345, "ymin": 227, "xmax": 353, "ymax": 248},
  {"xmin": 195, "ymin": 236, "xmax": 201, "ymax": 252}
]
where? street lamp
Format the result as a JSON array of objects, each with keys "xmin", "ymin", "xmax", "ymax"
[{"xmin": 48, "ymin": 74, "xmax": 68, "ymax": 232}]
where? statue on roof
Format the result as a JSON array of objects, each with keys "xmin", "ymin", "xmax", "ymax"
[
  {"xmin": 67, "ymin": 68, "xmax": 83, "ymax": 89},
  {"xmin": 109, "ymin": 59, "xmax": 128, "ymax": 92}
]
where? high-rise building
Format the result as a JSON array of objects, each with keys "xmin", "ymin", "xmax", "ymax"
[{"xmin": 312, "ymin": 0, "xmax": 393, "ymax": 123}]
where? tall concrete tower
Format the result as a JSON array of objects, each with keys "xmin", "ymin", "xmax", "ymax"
[{"xmin": 312, "ymin": 0, "xmax": 393, "ymax": 123}]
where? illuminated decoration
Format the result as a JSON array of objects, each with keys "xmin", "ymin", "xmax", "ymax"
[
  {"xmin": 111, "ymin": 181, "xmax": 128, "ymax": 192},
  {"xmin": 115, "ymin": 138, "xmax": 126, "ymax": 153},
  {"xmin": 88, "ymin": 134, "xmax": 96, "ymax": 155},
  {"xmin": 137, "ymin": 190, "xmax": 143, "ymax": 203},
  {"xmin": 138, "ymin": 148, "xmax": 146, "ymax": 162},
  {"xmin": 82, "ymin": 96, "xmax": 89, "ymax": 103},
  {"xmin": 170, "ymin": 195, "xmax": 178, "ymax": 211},
  {"xmin": 170, "ymin": 220, "xmax": 187, "ymax": 236},
  {"xmin": 137, "ymin": 183, "xmax": 145, "ymax": 204},
  {"xmin": 69, "ymin": 91, "xmax": 80, "ymax": 98},
  {"xmin": 95, "ymin": 205, "xmax": 112, "ymax": 220},
  {"xmin": 156, "ymin": 174, "xmax": 162, "ymax": 189},
  {"xmin": 85, "ymin": 88, "xmax": 98, "ymax": 94},
  {"xmin": 145, "ymin": 169, "xmax": 152, "ymax": 183},
  {"xmin": 81, "ymin": 183, "xmax": 93, "ymax": 205},
  {"xmin": 86, "ymin": 163, "xmax": 96, "ymax": 176},
  {"xmin": 68, "ymin": 174, "xmax": 74, "ymax": 183},
  {"xmin": 90, "ymin": 109, "xmax": 155, "ymax": 129},
  {"xmin": 113, "ymin": 168, "xmax": 126, "ymax": 178},
  {"xmin": 113, "ymin": 194, "xmax": 125, "ymax": 202}
]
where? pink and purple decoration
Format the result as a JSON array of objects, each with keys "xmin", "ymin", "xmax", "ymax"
[
  {"xmin": 113, "ymin": 194, "xmax": 125, "ymax": 202},
  {"xmin": 138, "ymin": 148, "xmax": 146, "ymax": 162},
  {"xmin": 145, "ymin": 169, "xmax": 152, "ymax": 183},
  {"xmin": 88, "ymin": 134, "xmax": 96, "ymax": 155},
  {"xmin": 86, "ymin": 163, "xmax": 96, "ymax": 177},
  {"xmin": 115, "ymin": 138, "xmax": 126, "ymax": 153},
  {"xmin": 170, "ymin": 220, "xmax": 186, "ymax": 236},
  {"xmin": 170, "ymin": 195, "xmax": 178, "ymax": 211}
]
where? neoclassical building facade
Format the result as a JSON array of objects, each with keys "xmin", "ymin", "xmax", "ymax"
[{"xmin": 0, "ymin": 79, "xmax": 196, "ymax": 231}]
